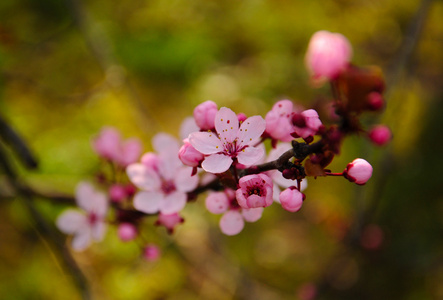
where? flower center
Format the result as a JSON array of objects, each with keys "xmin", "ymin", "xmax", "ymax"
[
  {"xmin": 247, "ymin": 186, "xmax": 264, "ymax": 197},
  {"xmin": 88, "ymin": 212, "xmax": 98, "ymax": 225},
  {"xmin": 161, "ymin": 180, "xmax": 176, "ymax": 194}
]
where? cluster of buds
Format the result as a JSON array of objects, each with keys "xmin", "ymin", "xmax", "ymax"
[{"xmin": 56, "ymin": 30, "xmax": 390, "ymax": 254}]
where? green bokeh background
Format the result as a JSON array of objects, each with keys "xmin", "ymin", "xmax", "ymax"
[{"xmin": 1, "ymin": 0, "xmax": 442, "ymax": 299}]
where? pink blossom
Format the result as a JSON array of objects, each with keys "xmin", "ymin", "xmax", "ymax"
[
  {"xmin": 118, "ymin": 223, "xmax": 138, "ymax": 241},
  {"xmin": 305, "ymin": 30, "xmax": 353, "ymax": 81},
  {"xmin": 279, "ymin": 187, "xmax": 304, "ymax": 212},
  {"xmin": 236, "ymin": 174, "xmax": 273, "ymax": 209},
  {"xmin": 206, "ymin": 190, "xmax": 264, "ymax": 236},
  {"xmin": 193, "ymin": 100, "xmax": 218, "ymax": 130},
  {"xmin": 127, "ymin": 133, "xmax": 198, "ymax": 215},
  {"xmin": 91, "ymin": 127, "xmax": 121, "ymax": 161},
  {"xmin": 56, "ymin": 182, "xmax": 108, "ymax": 251},
  {"xmin": 178, "ymin": 139, "xmax": 204, "ymax": 167},
  {"xmin": 143, "ymin": 244, "xmax": 161, "ymax": 261},
  {"xmin": 179, "ymin": 117, "xmax": 200, "ymax": 141},
  {"xmin": 91, "ymin": 126, "xmax": 142, "ymax": 167},
  {"xmin": 293, "ymin": 109, "xmax": 323, "ymax": 139},
  {"xmin": 189, "ymin": 107, "xmax": 266, "ymax": 173},
  {"xmin": 156, "ymin": 212, "xmax": 184, "ymax": 233},
  {"xmin": 343, "ymin": 158, "xmax": 373, "ymax": 185},
  {"xmin": 265, "ymin": 100, "xmax": 296, "ymax": 142},
  {"xmin": 367, "ymin": 92, "xmax": 384, "ymax": 111},
  {"xmin": 368, "ymin": 125, "xmax": 391, "ymax": 146}
]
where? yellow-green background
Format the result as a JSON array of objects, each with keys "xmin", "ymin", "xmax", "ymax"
[{"xmin": 1, "ymin": 0, "xmax": 442, "ymax": 299}]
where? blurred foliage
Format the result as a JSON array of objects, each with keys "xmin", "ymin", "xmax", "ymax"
[{"xmin": 1, "ymin": 0, "xmax": 443, "ymax": 299}]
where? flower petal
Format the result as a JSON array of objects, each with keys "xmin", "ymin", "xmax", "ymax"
[
  {"xmin": 71, "ymin": 229, "xmax": 92, "ymax": 251},
  {"xmin": 219, "ymin": 210, "xmax": 245, "ymax": 236},
  {"xmin": 56, "ymin": 210, "xmax": 87, "ymax": 234},
  {"xmin": 237, "ymin": 146, "xmax": 264, "ymax": 166},
  {"xmin": 201, "ymin": 154, "xmax": 233, "ymax": 173},
  {"xmin": 160, "ymin": 191, "xmax": 187, "ymax": 214},
  {"xmin": 126, "ymin": 163, "xmax": 161, "ymax": 190},
  {"xmin": 152, "ymin": 133, "xmax": 180, "ymax": 157},
  {"xmin": 174, "ymin": 167, "xmax": 199, "ymax": 192},
  {"xmin": 91, "ymin": 221, "xmax": 107, "ymax": 242},
  {"xmin": 189, "ymin": 131, "xmax": 223, "ymax": 155},
  {"xmin": 242, "ymin": 207, "xmax": 264, "ymax": 222},
  {"xmin": 75, "ymin": 182, "xmax": 95, "ymax": 212},
  {"xmin": 133, "ymin": 191, "xmax": 163, "ymax": 214},
  {"xmin": 215, "ymin": 107, "xmax": 239, "ymax": 144},
  {"xmin": 180, "ymin": 117, "xmax": 200, "ymax": 141},
  {"xmin": 237, "ymin": 115, "xmax": 266, "ymax": 147}
]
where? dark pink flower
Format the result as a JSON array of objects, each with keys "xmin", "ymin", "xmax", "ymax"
[
  {"xmin": 143, "ymin": 244, "xmax": 161, "ymax": 261},
  {"xmin": 117, "ymin": 223, "xmax": 138, "ymax": 242},
  {"xmin": 368, "ymin": 125, "xmax": 392, "ymax": 146},
  {"xmin": 236, "ymin": 174, "xmax": 273, "ymax": 209}
]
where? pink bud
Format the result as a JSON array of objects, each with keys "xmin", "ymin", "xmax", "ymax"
[
  {"xmin": 265, "ymin": 100, "xmax": 295, "ymax": 142},
  {"xmin": 237, "ymin": 113, "xmax": 247, "ymax": 123},
  {"xmin": 193, "ymin": 100, "xmax": 218, "ymax": 130},
  {"xmin": 368, "ymin": 125, "xmax": 391, "ymax": 146},
  {"xmin": 143, "ymin": 244, "xmax": 161, "ymax": 261},
  {"xmin": 178, "ymin": 139, "xmax": 204, "ymax": 167},
  {"xmin": 367, "ymin": 92, "xmax": 384, "ymax": 111},
  {"xmin": 305, "ymin": 30, "xmax": 353, "ymax": 81},
  {"xmin": 109, "ymin": 184, "xmax": 127, "ymax": 203},
  {"xmin": 205, "ymin": 192, "xmax": 230, "ymax": 214},
  {"xmin": 279, "ymin": 187, "xmax": 304, "ymax": 212},
  {"xmin": 118, "ymin": 223, "xmax": 138, "ymax": 241},
  {"xmin": 140, "ymin": 153, "xmax": 160, "ymax": 170},
  {"xmin": 293, "ymin": 109, "xmax": 323, "ymax": 139},
  {"xmin": 344, "ymin": 158, "xmax": 373, "ymax": 185}
]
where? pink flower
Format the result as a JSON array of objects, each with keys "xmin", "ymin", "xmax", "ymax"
[
  {"xmin": 91, "ymin": 127, "xmax": 121, "ymax": 161},
  {"xmin": 343, "ymin": 158, "xmax": 373, "ymax": 185},
  {"xmin": 127, "ymin": 133, "xmax": 199, "ymax": 215},
  {"xmin": 265, "ymin": 100, "xmax": 296, "ymax": 142},
  {"xmin": 91, "ymin": 126, "xmax": 142, "ymax": 167},
  {"xmin": 292, "ymin": 109, "xmax": 323, "ymax": 139},
  {"xmin": 189, "ymin": 107, "xmax": 266, "ymax": 173},
  {"xmin": 305, "ymin": 30, "xmax": 353, "ymax": 81},
  {"xmin": 206, "ymin": 190, "xmax": 263, "ymax": 236},
  {"xmin": 368, "ymin": 125, "xmax": 391, "ymax": 146},
  {"xmin": 194, "ymin": 100, "xmax": 218, "ymax": 130},
  {"xmin": 118, "ymin": 223, "xmax": 138, "ymax": 241},
  {"xmin": 236, "ymin": 174, "xmax": 273, "ymax": 209},
  {"xmin": 56, "ymin": 182, "xmax": 108, "ymax": 251},
  {"xmin": 178, "ymin": 139, "xmax": 204, "ymax": 167},
  {"xmin": 279, "ymin": 187, "xmax": 304, "ymax": 212},
  {"xmin": 143, "ymin": 244, "xmax": 161, "ymax": 261},
  {"xmin": 156, "ymin": 212, "xmax": 184, "ymax": 233}
]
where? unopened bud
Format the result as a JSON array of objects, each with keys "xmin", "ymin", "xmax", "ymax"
[{"xmin": 368, "ymin": 125, "xmax": 391, "ymax": 146}]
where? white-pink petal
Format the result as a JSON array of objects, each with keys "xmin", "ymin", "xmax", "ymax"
[
  {"xmin": 205, "ymin": 192, "xmax": 229, "ymax": 214},
  {"xmin": 56, "ymin": 210, "xmax": 87, "ymax": 234},
  {"xmin": 91, "ymin": 221, "xmax": 107, "ymax": 241},
  {"xmin": 133, "ymin": 191, "xmax": 163, "ymax": 214},
  {"xmin": 242, "ymin": 207, "xmax": 264, "ymax": 222},
  {"xmin": 219, "ymin": 210, "xmax": 245, "ymax": 236},
  {"xmin": 126, "ymin": 163, "xmax": 161, "ymax": 190},
  {"xmin": 189, "ymin": 131, "xmax": 223, "ymax": 155},
  {"xmin": 174, "ymin": 167, "xmax": 199, "ymax": 192},
  {"xmin": 202, "ymin": 153, "xmax": 233, "ymax": 174},
  {"xmin": 215, "ymin": 107, "xmax": 239, "ymax": 144},
  {"xmin": 159, "ymin": 191, "xmax": 187, "ymax": 214},
  {"xmin": 71, "ymin": 229, "xmax": 92, "ymax": 251},
  {"xmin": 236, "ymin": 146, "xmax": 264, "ymax": 166},
  {"xmin": 237, "ymin": 115, "xmax": 266, "ymax": 147},
  {"xmin": 180, "ymin": 117, "xmax": 200, "ymax": 141},
  {"xmin": 152, "ymin": 133, "xmax": 180, "ymax": 157},
  {"xmin": 75, "ymin": 182, "xmax": 95, "ymax": 212}
]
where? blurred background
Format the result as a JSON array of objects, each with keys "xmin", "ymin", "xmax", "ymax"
[{"xmin": 1, "ymin": 0, "xmax": 442, "ymax": 299}]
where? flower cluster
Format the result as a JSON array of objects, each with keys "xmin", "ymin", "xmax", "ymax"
[{"xmin": 56, "ymin": 30, "xmax": 390, "ymax": 255}]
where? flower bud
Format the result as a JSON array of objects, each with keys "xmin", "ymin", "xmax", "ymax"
[
  {"xmin": 305, "ymin": 30, "xmax": 353, "ymax": 81},
  {"xmin": 205, "ymin": 192, "xmax": 230, "ymax": 214},
  {"xmin": 118, "ymin": 223, "xmax": 138, "ymax": 242},
  {"xmin": 193, "ymin": 100, "xmax": 218, "ymax": 130},
  {"xmin": 279, "ymin": 187, "xmax": 304, "ymax": 212},
  {"xmin": 178, "ymin": 139, "xmax": 204, "ymax": 167},
  {"xmin": 109, "ymin": 184, "xmax": 127, "ymax": 203},
  {"xmin": 143, "ymin": 244, "xmax": 161, "ymax": 261},
  {"xmin": 367, "ymin": 92, "xmax": 384, "ymax": 111},
  {"xmin": 368, "ymin": 125, "xmax": 391, "ymax": 146},
  {"xmin": 343, "ymin": 158, "xmax": 373, "ymax": 185}
]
